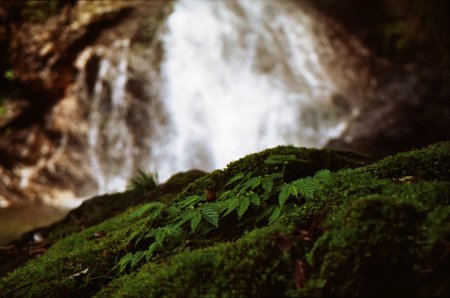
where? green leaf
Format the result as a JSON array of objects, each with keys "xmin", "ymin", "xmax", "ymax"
[
  {"xmin": 127, "ymin": 169, "xmax": 158, "ymax": 194},
  {"xmin": 154, "ymin": 225, "xmax": 183, "ymax": 246},
  {"xmin": 129, "ymin": 202, "xmax": 165, "ymax": 219},
  {"xmin": 130, "ymin": 250, "xmax": 146, "ymax": 270},
  {"xmin": 218, "ymin": 190, "xmax": 232, "ymax": 200},
  {"xmin": 145, "ymin": 242, "xmax": 161, "ymax": 261},
  {"xmin": 261, "ymin": 176, "xmax": 273, "ymax": 193},
  {"xmin": 240, "ymin": 176, "xmax": 261, "ymax": 192},
  {"xmin": 155, "ymin": 229, "xmax": 166, "ymax": 246},
  {"xmin": 166, "ymin": 205, "xmax": 181, "ymax": 218},
  {"xmin": 268, "ymin": 206, "xmax": 282, "ymax": 224},
  {"xmin": 292, "ymin": 178, "xmax": 316, "ymax": 200},
  {"xmin": 190, "ymin": 210, "xmax": 202, "ymax": 233},
  {"xmin": 248, "ymin": 192, "xmax": 260, "ymax": 206},
  {"xmin": 222, "ymin": 197, "xmax": 240, "ymax": 217},
  {"xmin": 314, "ymin": 169, "xmax": 332, "ymax": 181},
  {"xmin": 237, "ymin": 195, "xmax": 250, "ymax": 218},
  {"xmin": 279, "ymin": 184, "xmax": 291, "ymax": 207},
  {"xmin": 201, "ymin": 204, "xmax": 219, "ymax": 228},
  {"xmin": 264, "ymin": 154, "xmax": 297, "ymax": 165},
  {"xmin": 116, "ymin": 252, "xmax": 133, "ymax": 273},
  {"xmin": 225, "ymin": 173, "xmax": 244, "ymax": 186},
  {"xmin": 289, "ymin": 183, "xmax": 298, "ymax": 198},
  {"xmin": 178, "ymin": 195, "xmax": 203, "ymax": 209}
]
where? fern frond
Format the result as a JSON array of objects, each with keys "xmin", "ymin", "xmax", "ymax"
[
  {"xmin": 129, "ymin": 202, "xmax": 165, "ymax": 220},
  {"xmin": 221, "ymin": 197, "xmax": 240, "ymax": 217},
  {"xmin": 248, "ymin": 192, "xmax": 260, "ymax": 206},
  {"xmin": 292, "ymin": 177, "xmax": 316, "ymax": 200},
  {"xmin": 154, "ymin": 225, "xmax": 183, "ymax": 246},
  {"xmin": 127, "ymin": 169, "xmax": 158, "ymax": 194},
  {"xmin": 239, "ymin": 176, "xmax": 262, "ymax": 192},
  {"xmin": 279, "ymin": 184, "xmax": 291, "ymax": 207},
  {"xmin": 314, "ymin": 169, "xmax": 332, "ymax": 181},
  {"xmin": 178, "ymin": 195, "xmax": 204, "ymax": 209},
  {"xmin": 268, "ymin": 205, "xmax": 282, "ymax": 224},
  {"xmin": 145, "ymin": 242, "xmax": 162, "ymax": 261},
  {"xmin": 130, "ymin": 250, "xmax": 146, "ymax": 270},
  {"xmin": 218, "ymin": 189, "xmax": 234, "ymax": 200},
  {"xmin": 237, "ymin": 195, "xmax": 250, "ymax": 218},
  {"xmin": 201, "ymin": 204, "xmax": 219, "ymax": 228},
  {"xmin": 116, "ymin": 252, "xmax": 133, "ymax": 273},
  {"xmin": 225, "ymin": 172, "xmax": 245, "ymax": 186},
  {"xmin": 190, "ymin": 210, "xmax": 202, "ymax": 233}
]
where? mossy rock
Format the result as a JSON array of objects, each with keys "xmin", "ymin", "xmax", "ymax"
[
  {"xmin": 1, "ymin": 142, "xmax": 449, "ymax": 297},
  {"xmin": 0, "ymin": 169, "xmax": 205, "ymax": 279}
]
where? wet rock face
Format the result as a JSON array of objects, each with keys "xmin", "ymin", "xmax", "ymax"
[
  {"xmin": 305, "ymin": 0, "xmax": 450, "ymax": 157},
  {"xmin": 8, "ymin": 1, "xmax": 135, "ymax": 98},
  {"xmin": 0, "ymin": 1, "xmax": 170, "ymax": 206}
]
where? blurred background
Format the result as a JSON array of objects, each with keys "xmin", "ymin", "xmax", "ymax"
[{"xmin": 0, "ymin": 0, "xmax": 449, "ymax": 244}]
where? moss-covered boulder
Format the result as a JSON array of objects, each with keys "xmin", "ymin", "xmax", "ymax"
[{"xmin": 1, "ymin": 142, "xmax": 449, "ymax": 297}]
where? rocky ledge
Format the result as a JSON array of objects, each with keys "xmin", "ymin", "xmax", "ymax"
[{"xmin": 1, "ymin": 142, "xmax": 449, "ymax": 297}]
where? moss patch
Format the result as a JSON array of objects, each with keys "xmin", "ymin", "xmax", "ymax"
[{"xmin": 1, "ymin": 142, "xmax": 449, "ymax": 297}]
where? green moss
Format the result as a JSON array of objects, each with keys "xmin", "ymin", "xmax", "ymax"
[
  {"xmin": 363, "ymin": 141, "xmax": 450, "ymax": 180},
  {"xmin": 0, "ymin": 170, "xmax": 205, "ymax": 281},
  {"xmin": 177, "ymin": 146, "xmax": 370, "ymax": 200},
  {"xmin": 95, "ymin": 224, "xmax": 297, "ymax": 298},
  {"xmin": 1, "ymin": 142, "xmax": 449, "ymax": 297}
]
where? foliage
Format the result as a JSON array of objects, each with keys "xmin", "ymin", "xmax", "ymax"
[
  {"xmin": 21, "ymin": 1, "xmax": 61, "ymax": 23},
  {"xmin": 127, "ymin": 170, "xmax": 158, "ymax": 195},
  {"xmin": 115, "ymin": 154, "xmax": 333, "ymax": 274},
  {"xmin": 3, "ymin": 70, "xmax": 14, "ymax": 81},
  {"xmin": 1, "ymin": 142, "xmax": 449, "ymax": 297}
]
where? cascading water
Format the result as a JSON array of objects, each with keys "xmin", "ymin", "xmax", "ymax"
[
  {"xmin": 78, "ymin": 0, "xmax": 359, "ymax": 193},
  {"xmin": 87, "ymin": 39, "xmax": 135, "ymax": 193},
  {"xmin": 153, "ymin": 0, "xmax": 354, "ymax": 179}
]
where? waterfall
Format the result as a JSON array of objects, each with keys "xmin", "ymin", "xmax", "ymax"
[
  {"xmin": 78, "ymin": 0, "xmax": 357, "ymax": 192},
  {"xmin": 153, "ymin": 0, "xmax": 352, "ymax": 179}
]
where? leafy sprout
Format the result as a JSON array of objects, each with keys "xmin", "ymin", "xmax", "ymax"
[{"xmin": 127, "ymin": 170, "xmax": 158, "ymax": 194}]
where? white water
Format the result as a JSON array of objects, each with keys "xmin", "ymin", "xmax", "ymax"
[
  {"xmin": 84, "ymin": 40, "xmax": 136, "ymax": 193},
  {"xmin": 81, "ymin": 0, "xmax": 355, "ymax": 193},
  {"xmin": 153, "ymin": 0, "xmax": 350, "ymax": 179}
]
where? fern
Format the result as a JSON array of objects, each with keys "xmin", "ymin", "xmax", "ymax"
[
  {"xmin": 127, "ymin": 170, "xmax": 158, "ymax": 194},
  {"xmin": 116, "ymin": 252, "xmax": 133, "ymax": 273},
  {"xmin": 178, "ymin": 195, "xmax": 204, "ymax": 209},
  {"xmin": 240, "ymin": 176, "xmax": 262, "ymax": 192},
  {"xmin": 261, "ymin": 176, "xmax": 274, "ymax": 193},
  {"xmin": 293, "ymin": 178, "xmax": 315, "ymax": 199},
  {"xmin": 116, "ymin": 250, "xmax": 148, "ymax": 273},
  {"xmin": 225, "ymin": 172, "xmax": 245, "ymax": 186},
  {"xmin": 117, "ymin": 164, "xmax": 330, "ymax": 274},
  {"xmin": 190, "ymin": 210, "xmax": 202, "ymax": 232},
  {"xmin": 143, "ymin": 225, "xmax": 183, "ymax": 249},
  {"xmin": 248, "ymin": 192, "xmax": 260, "ymax": 206},
  {"xmin": 268, "ymin": 205, "xmax": 282, "ymax": 224},
  {"xmin": 145, "ymin": 242, "xmax": 161, "ymax": 261},
  {"xmin": 200, "ymin": 204, "xmax": 219, "ymax": 228},
  {"xmin": 129, "ymin": 202, "xmax": 165, "ymax": 220},
  {"xmin": 237, "ymin": 195, "xmax": 250, "ymax": 218},
  {"xmin": 314, "ymin": 169, "xmax": 332, "ymax": 181},
  {"xmin": 292, "ymin": 169, "xmax": 332, "ymax": 200},
  {"xmin": 130, "ymin": 250, "xmax": 146, "ymax": 270},
  {"xmin": 221, "ymin": 197, "xmax": 240, "ymax": 217}
]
